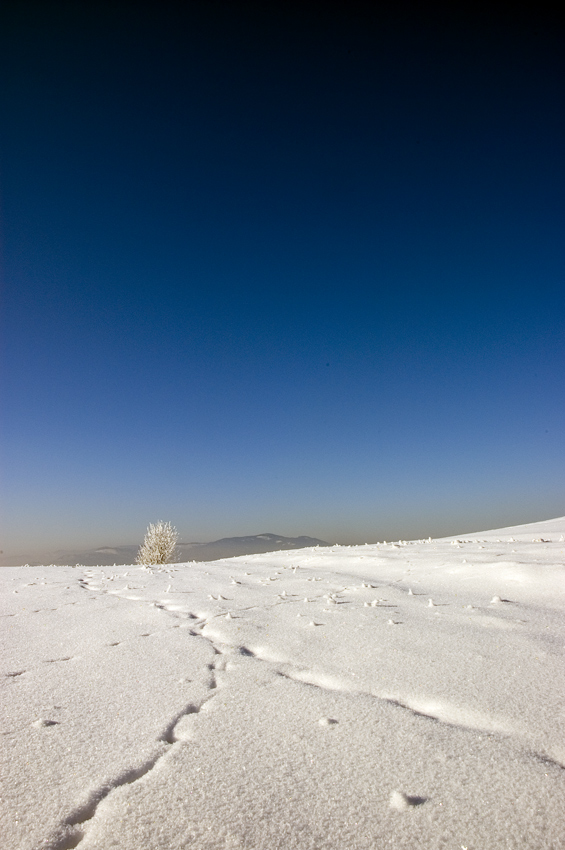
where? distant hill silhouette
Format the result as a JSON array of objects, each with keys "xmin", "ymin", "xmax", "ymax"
[
  {"xmin": 1, "ymin": 533, "xmax": 330, "ymax": 567},
  {"xmin": 176, "ymin": 533, "xmax": 330, "ymax": 563}
]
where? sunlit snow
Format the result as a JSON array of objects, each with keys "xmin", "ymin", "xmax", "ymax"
[{"xmin": 2, "ymin": 517, "xmax": 564, "ymax": 849}]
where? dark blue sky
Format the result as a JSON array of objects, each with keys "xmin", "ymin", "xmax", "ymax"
[{"xmin": 1, "ymin": 1, "xmax": 563, "ymax": 555}]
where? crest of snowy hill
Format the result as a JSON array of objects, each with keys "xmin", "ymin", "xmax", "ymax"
[{"xmin": 1, "ymin": 517, "xmax": 564, "ymax": 850}]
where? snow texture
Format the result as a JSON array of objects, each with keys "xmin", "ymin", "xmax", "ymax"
[{"xmin": 2, "ymin": 517, "xmax": 564, "ymax": 849}]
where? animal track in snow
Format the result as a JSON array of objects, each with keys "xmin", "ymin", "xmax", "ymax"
[
  {"xmin": 205, "ymin": 664, "xmax": 218, "ymax": 689},
  {"xmin": 160, "ymin": 703, "xmax": 201, "ymax": 744},
  {"xmin": 44, "ymin": 751, "xmax": 166, "ymax": 849},
  {"xmin": 43, "ymin": 656, "xmax": 73, "ymax": 664},
  {"xmin": 43, "ymin": 637, "xmax": 225, "ymax": 850}
]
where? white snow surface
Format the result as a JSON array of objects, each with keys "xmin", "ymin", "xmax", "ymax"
[{"xmin": 2, "ymin": 517, "xmax": 564, "ymax": 850}]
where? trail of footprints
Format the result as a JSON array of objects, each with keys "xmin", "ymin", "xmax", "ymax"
[
  {"xmin": 40, "ymin": 644, "xmax": 226, "ymax": 850},
  {"xmin": 39, "ymin": 570, "xmax": 237, "ymax": 850},
  {"xmin": 4, "ymin": 656, "xmax": 75, "ymax": 689},
  {"xmin": 35, "ymin": 563, "xmax": 555, "ymax": 849}
]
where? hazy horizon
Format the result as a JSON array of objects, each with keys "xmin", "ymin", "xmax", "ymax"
[{"xmin": 3, "ymin": 510, "xmax": 564, "ymax": 565}]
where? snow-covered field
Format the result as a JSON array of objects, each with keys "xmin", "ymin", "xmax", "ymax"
[{"xmin": 2, "ymin": 517, "xmax": 564, "ymax": 850}]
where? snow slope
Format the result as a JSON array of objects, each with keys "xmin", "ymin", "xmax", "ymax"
[{"xmin": 2, "ymin": 518, "xmax": 564, "ymax": 849}]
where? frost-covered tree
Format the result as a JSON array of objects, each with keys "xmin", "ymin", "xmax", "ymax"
[{"xmin": 136, "ymin": 521, "xmax": 178, "ymax": 566}]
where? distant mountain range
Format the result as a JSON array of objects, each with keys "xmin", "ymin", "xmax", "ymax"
[{"xmin": 1, "ymin": 533, "xmax": 330, "ymax": 567}]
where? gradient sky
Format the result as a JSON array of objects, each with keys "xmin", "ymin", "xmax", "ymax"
[{"xmin": 1, "ymin": 1, "xmax": 564, "ymax": 557}]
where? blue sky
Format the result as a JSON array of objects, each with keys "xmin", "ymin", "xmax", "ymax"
[{"xmin": 1, "ymin": 2, "xmax": 563, "ymax": 556}]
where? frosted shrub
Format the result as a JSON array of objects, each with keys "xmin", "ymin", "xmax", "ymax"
[{"xmin": 136, "ymin": 521, "xmax": 179, "ymax": 566}]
